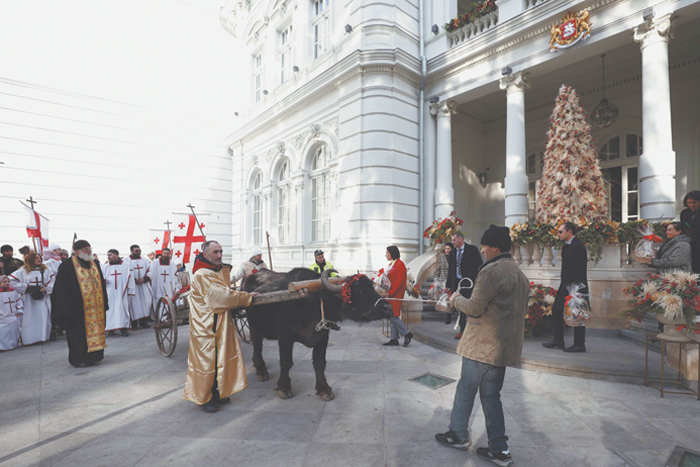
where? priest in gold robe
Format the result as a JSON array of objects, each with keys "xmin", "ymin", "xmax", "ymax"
[
  {"xmin": 52, "ymin": 240, "xmax": 108, "ymax": 368},
  {"xmin": 184, "ymin": 240, "xmax": 257, "ymax": 413}
]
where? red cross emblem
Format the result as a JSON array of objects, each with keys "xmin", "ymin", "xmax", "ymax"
[
  {"xmin": 173, "ymin": 215, "xmax": 205, "ymax": 264},
  {"xmin": 154, "ymin": 237, "xmax": 160, "ymax": 244},
  {"xmin": 178, "ymin": 222, "xmax": 186, "ymax": 229}
]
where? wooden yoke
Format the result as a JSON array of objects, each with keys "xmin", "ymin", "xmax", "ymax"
[
  {"xmin": 249, "ymin": 288, "xmax": 308, "ymax": 306},
  {"xmin": 287, "ymin": 277, "xmax": 344, "ymax": 292}
]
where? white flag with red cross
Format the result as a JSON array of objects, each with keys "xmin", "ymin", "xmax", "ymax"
[
  {"xmin": 149, "ymin": 229, "xmax": 173, "ymax": 255},
  {"xmin": 171, "ymin": 213, "xmax": 209, "ymax": 264},
  {"xmin": 21, "ymin": 201, "xmax": 50, "ymax": 255}
]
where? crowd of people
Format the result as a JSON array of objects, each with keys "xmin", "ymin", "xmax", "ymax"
[
  {"xmin": 2, "ymin": 190, "xmax": 698, "ymax": 467},
  {"xmin": 0, "ymin": 241, "xmax": 190, "ymax": 357}
]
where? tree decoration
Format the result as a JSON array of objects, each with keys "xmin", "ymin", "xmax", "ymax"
[{"xmin": 536, "ymin": 84, "xmax": 608, "ymax": 226}]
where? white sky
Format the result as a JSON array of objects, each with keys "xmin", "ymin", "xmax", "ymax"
[{"xmin": 0, "ymin": 0, "xmax": 244, "ymax": 136}]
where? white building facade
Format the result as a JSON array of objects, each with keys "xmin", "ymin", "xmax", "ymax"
[{"xmin": 222, "ymin": 0, "xmax": 700, "ymax": 273}]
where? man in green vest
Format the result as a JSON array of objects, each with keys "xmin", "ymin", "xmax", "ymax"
[{"xmin": 309, "ymin": 250, "xmax": 335, "ymax": 275}]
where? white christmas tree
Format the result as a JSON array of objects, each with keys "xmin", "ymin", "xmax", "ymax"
[{"xmin": 536, "ymin": 84, "xmax": 608, "ymax": 225}]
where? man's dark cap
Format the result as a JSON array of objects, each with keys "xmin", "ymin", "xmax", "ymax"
[
  {"xmin": 480, "ymin": 225, "xmax": 512, "ymax": 252},
  {"xmin": 1, "ymin": 245, "xmax": 12, "ymax": 253},
  {"xmin": 314, "ymin": 249, "xmax": 324, "ymax": 256},
  {"xmin": 73, "ymin": 240, "xmax": 91, "ymax": 251}
]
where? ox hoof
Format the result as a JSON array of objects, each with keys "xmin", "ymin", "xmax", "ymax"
[
  {"xmin": 257, "ymin": 372, "xmax": 270, "ymax": 382},
  {"xmin": 318, "ymin": 389, "xmax": 335, "ymax": 401},
  {"xmin": 277, "ymin": 389, "xmax": 294, "ymax": 399}
]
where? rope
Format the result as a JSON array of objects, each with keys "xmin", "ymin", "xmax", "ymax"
[{"xmin": 315, "ymin": 298, "xmax": 340, "ymax": 332}]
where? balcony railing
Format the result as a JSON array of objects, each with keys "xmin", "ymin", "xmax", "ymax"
[{"xmin": 447, "ymin": 11, "xmax": 499, "ymax": 48}]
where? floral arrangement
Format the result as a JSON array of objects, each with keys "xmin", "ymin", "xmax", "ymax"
[
  {"xmin": 444, "ymin": 0, "xmax": 497, "ymax": 32},
  {"xmin": 526, "ymin": 283, "xmax": 557, "ymax": 335},
  {"xmin": 622, "ymin": 271, "xmax": 700, "ymax": 334},
  {"xmin": 510, "ymin": 219, "xmax": 669, "ymax": 263},
  {"xmin": 423, "ymin": 211, "xmax": 464, "ymax": 247}
]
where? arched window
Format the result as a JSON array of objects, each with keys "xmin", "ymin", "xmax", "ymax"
[
  {"xmin": 597, "ymin": 133, "xmax": 642, "ymax": 222},
  {"xmin": 312, "ymin": 0, "xmax": 330, "ymax": 59},
  {"xmin": 310, "ymin": 145, "xmax": 332, "ymax": 242},
  {"xmin": 277, "ymin": 161, "xmax": 292, "ymax": 244},
  {"xmin": 252, "ymin": 171, "xmax": 263, "ymax": 245}
]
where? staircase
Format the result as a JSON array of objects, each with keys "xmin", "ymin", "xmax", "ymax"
[
  {"xmin": 618, "ymin": 314, "xmax": 663, "ymax": 353},
  {"xmin": 420, "ymin": 276, "xmax": 444, "ymax": 321}
]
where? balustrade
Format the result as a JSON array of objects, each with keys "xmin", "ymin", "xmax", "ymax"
[{"xmin": 447, "ymin": 11, "xmax": 498, "ymax": 48}]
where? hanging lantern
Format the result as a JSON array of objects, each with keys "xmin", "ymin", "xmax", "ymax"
[{"xmin": 591, "ymin": 54, "xmax": 619, "ymax": 129}]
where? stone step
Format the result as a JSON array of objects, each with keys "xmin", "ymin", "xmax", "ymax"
[{"xmin": 618, "ymin": 328, "xmax": 663, "ymax": 353}]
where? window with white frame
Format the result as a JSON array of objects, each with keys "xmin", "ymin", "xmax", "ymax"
[
  {"xmin": 596, "ymin": 133, "xmax": 642, "ymax": 222},
  {"xmin": 279, "ymin": 25, "xmax": 293, "ymax": 84},
  {"xmin": 311, "ymin": 146, "xmax": 332, "ymax": 242},
  {"xmin": 277, "ymin": 161, "xmax": 292, "ymax": 243},
  {"xmin": 253, "ymin": 53, "xmax": 263, "ymax": 102},
  {"xmin": 312, "ymin": 0, "xmax": 330, "ymax": 60},
  {"xmin": 252, "ymin": 172, "xmax": 263, "ymax": 245}
]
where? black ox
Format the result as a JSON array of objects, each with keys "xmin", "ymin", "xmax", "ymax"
[{"xmin": 242, "ymin": 267, "xmax": 393, "ymax": 400}]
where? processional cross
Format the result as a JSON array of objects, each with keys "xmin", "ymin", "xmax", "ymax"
[{"xmin": 26, "ymin": 196, "xmax": 38, "ymax": 209}]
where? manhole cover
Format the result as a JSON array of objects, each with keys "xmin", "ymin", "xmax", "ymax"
[
  {"xmin": 408, "ymin": 373, "xmax": 455, "ymax": 390},
  {"xmin": 667, "ymin": 446, "xmax": 700, "ymax": 467}
]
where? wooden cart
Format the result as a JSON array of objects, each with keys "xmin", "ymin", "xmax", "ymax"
[{"xmin": 153, "ymin": 286, "xmax": 308, "ymax": 357}]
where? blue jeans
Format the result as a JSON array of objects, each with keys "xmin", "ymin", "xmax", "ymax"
[
  {"xmin": 389, "ymin": 316, "xmax": 409, "ymax": 340},
  {"xmin": 449, "ymin": 357, "xmax": 508, "ymax": 453}
]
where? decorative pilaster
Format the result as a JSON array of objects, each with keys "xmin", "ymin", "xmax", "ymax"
[
  {"xmin": 633, "ymin": 13, "xmax": 677, "ymax": 221},
  {"xmin": 430, "ymin": 101, "xmax": 457, "ymax": 219},
  {"xmin": 499, "ymin": 72, "xmax": 530, "ymax": 227}
]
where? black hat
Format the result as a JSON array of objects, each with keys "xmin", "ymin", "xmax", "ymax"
[
  {"xmin": 1, "ymin": 245, "xmax": 12, "ymax": 253},
  {"xmin": 480, "ymin": 225, "xmax": 512, "ymax": 252},
  {"xmin": 314, "ymin": 249, "xmax": 324, "ymax": 256},
  {"xmin": 73, "ymin": 240, "xmax": 91, "ymax": 251}
]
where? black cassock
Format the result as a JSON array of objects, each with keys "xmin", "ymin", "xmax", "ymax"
[{"xmin": 52, "ymin": 257, "xmax": 109, "ymax": 367}]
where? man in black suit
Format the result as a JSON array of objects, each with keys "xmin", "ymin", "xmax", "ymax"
[
  {"xmin": 446, "ymin": 231, "xmax": 483, "ymax": 339},
  {"xmin": 543, "ymin": 222, "xmax": 588, "ymax": 353}
]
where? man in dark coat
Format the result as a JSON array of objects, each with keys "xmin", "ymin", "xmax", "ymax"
[
  {"xmin": 446, "ymin": 231, "xmax": 483, "ymax": 339},
  {"xmin": 0, "ymin": 245, "xmax": 24, "ymax": 276},
  {"xmin": 543, "ymin": 222, "xmax": 588, "ymax": 353},
  {"xmin": 52, "ymin": 240, "xmax": 109, "ymax": 368}
]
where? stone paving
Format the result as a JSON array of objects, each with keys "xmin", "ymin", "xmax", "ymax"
[{"xmin": 1, "ymin": 321, "xmax": 700, "ymax": 467}]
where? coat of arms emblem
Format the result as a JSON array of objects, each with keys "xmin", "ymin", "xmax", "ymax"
[{"xmin": 549, "ymin": 10, "xmax": 592, "ymax": 52}]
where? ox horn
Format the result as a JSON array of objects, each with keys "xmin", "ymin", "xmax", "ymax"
[{"xmin": 321, "ymin": 269, "xmax": 343, "ymax": 293}]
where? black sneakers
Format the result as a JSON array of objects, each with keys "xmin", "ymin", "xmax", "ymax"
[
  {"xmin": 383, "ymin": 339, "xmax": 400, "ymax": 346},
  {"xmin": 435, "ymin": 430, "xmax": 471, "ymax": 450},
  {"xmin": 476, "ymin": 447, "xmax": 513, "ymax": 467},
  {"xmin": 403, "ymin": 332, "xmax": 413, "ymax": 347}
]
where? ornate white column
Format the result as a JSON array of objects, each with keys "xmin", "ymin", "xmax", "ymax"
[
  {"xmin": 430, "ymin": 101, "xmax": 456, "ymax": 219},
  {"xmin": 499, "ymin": 71, "xmax": 530, "ymax": 227},
  {"xmin": 424, "ymin": 103, "xmax": 436, "ymax": 226},
  {"xmin": 634, "ymin": 14, "xmax": 677, "ymax": 221}
]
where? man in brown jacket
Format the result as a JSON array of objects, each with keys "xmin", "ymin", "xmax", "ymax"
[{"xmin": 435, "ymin": 225, "xmax": 528, "ymax": 467}]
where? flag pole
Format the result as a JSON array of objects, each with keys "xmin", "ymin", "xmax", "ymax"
[
  {"xmin": 71, "ymin": 233, "xmax": 77, "ymax": 252},
  {"xmin": 266, "ymin": 231, "xmax": 273, "ymax": 271},
  {"xmin": 186, "ymin": 204, "xmax": 206, "ymax": 239}
]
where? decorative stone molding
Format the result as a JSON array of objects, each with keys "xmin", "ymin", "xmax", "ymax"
[
  {"xmin": 633, "ymin": 13, "xmax": 675, "ymax": 48},
  {"xmin": 277, "ymin": 141, "xmax": 286, "ymax": 153},
  {"xmin": 310, "ymin": 123, "xmax": 322, "ymax": 138},
  {"xmin": 323, "ymin": 117, "xmax": 339, "ymax": 135},
  {"xmin": 429, "ymin": 101, "xmax": 457, "ymax": 118},
  {"xmin": 499, "ymin": 71, "xmax": 531, "ymax": 93},
  {"xmin": 294, "ymin": 181, "xmax": 304, "ymax": 192}
]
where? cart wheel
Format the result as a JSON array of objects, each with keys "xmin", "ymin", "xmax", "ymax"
[
  {"xmin": 233, "ymin": 309, "xmax": 252, "ymax": 345},
  {"xmin": 155, "ymin": 297, "xmax": 178, "ymax": 357}
]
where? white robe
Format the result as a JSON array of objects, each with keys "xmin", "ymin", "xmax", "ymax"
[
  {"xmin": 102, "ymin": 261, "xmax": 135, "ymax": 331},
  {"xmin": 125, "ymin": 257, "xmax": 152, "ymax": 321},
  {"xmin": 147, "ymin": 259, "xmax": 179, "ymax": 307},
  {"xmin": 0, "ymin": 288, "xmax": 23, "ymax": 350},
  {"xmin": 9, "ymin": 268, "xmax": 54, "ymax": 345},
  {"xmin": 44, "ymin": 258, "xmax": 62, "ymax": 276}
]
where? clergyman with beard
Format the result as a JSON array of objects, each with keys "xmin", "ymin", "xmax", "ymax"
[{"xmin": 52, "ymin": 240, "xmax": 109, "ymax": 368}]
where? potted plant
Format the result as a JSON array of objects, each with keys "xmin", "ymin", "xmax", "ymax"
[{"xmin": 423, "ymin": 211, "xmax": 464, "ymax": 248}]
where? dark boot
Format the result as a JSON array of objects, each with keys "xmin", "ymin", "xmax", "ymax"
[{"xmin": 139, "ymin": 318, "xmax": 151, "ymax": 329}]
